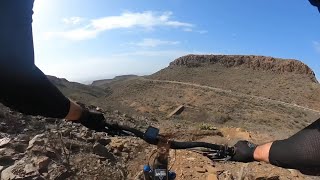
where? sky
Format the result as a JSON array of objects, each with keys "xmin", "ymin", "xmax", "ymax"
[{"xmin": 32, "ymin": 0, "xmax": 320, "ymax": 83}]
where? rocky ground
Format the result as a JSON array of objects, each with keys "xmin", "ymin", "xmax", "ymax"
[
  {"xmin": 1, "ymin": 55, "xmax": 320, "ymax": 179},
  {"xmin": 1, "ymin": 102, "xmax": 320, "ymax": 180},
  {"xmin": 0, "ymin": 104, "xmax": 152, "ymax": 180}
]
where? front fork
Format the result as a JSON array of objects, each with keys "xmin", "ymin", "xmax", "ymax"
[{"xmin": 143, "ymin": 137, "xmax": 176, "ymax": 180}]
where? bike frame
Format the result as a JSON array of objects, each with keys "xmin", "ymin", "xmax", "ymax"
[
  {"xmin": 143, "ymin": 136, "xmax": 176, "ymax": 180},
  {"xmin": 104, "ymin": 125, "xmax": 233, "ymax": 179}
]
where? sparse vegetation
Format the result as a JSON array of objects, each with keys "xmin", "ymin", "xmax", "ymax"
[{"xmin": 199, "ymin": 123, "xmax": 217, "ymax": 130}]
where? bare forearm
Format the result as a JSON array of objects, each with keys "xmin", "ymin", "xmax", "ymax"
[
  {"xmin": 65, "ymin": 100, "xmax": 83, "ymax": 121},
  {"xmin": 253, "ymin": 142, "xmax": 272, "ymax": 162}
]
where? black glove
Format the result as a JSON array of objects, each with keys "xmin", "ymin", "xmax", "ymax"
[
  {"xmin": 232, "ymin": 140, "xmax": 257, "ymax": 162},
  {"xmin": 77, "ymin": 109, "xmax": 107, "ymax": 131},
  {"xmin": 75, "ymin": 110, "xmax": 129, "ymax": 136}
]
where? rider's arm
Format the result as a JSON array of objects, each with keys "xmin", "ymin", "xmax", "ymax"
[
  {"xmin": 254, "ymin": 118, "xmax": 320, "ymax": 169},
  {"xmin": 0, "ymin": 0, "xmax": 82, "ymax": 120},
  {"xmin": 235, "ymin": 0, "xmax": 320, "ymax": 170},
  {"xmin": 309, "ymin": 0, "xmax": 320, "ymax": 12},
  {"xmin": 253, "ymin": 142, "xmax": 272, "ymax": 162}
]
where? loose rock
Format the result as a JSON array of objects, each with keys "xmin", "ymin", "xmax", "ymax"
[
  {"xmin": 93, "ymin": 143, "xmax": 112, "ymax": 158},
  {"xmin": 195, "ymin": 166, "xmax": 207, "ymax": 173},
  {"xmin": 0, "ymin": 138, "xmax": 11, "ymax": 148},
  {"xmin": 27, "ymin": 134, "xmax": 47, "ymax": 150},
  {"xmin": 24, "ymin": 163, "xmax": 37, "ymax": 174},
  {"xmin": 32, "ymin": 156, "xmax": 50, "ymax": 171},
  {"xmin": 97, "ymin": 138, "xmax": 111, "ymax": 146},
  {"xmin": 1, "ymin": 165, "xmax": 19, "ymax": 180}
]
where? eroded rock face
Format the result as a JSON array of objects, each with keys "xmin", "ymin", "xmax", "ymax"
[
  {"xmin": 0, "ymin": 138, "xmax": 11, "ymax": 148},
  {"xmin": 169, "ymin": 55, "xmax": 317, "ymax": 83}
]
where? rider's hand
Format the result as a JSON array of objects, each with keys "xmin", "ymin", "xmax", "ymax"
[
  {"xmin": 76, "ymin": 109, "xmax": 106, "ymax": 131},
  {"xmin": 231, "ymin": 140, "xmax": 257, "ymax": 162}
]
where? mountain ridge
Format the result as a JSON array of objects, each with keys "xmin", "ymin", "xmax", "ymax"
[{"xmin": 170, "ymin": 54, "xmax": 318, "ymax": 83}]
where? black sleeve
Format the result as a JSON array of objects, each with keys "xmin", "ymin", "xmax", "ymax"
[
  {"xmin": 0, "ymin": 0, "xmax": 70, "ymax": 118},
  {"xmin": 269, "ymin": 118, "xmax": 320, "ymax": 170},
  {"xmin": 309, "ymin": 0, "xmax": 320, "ymax": 12}
]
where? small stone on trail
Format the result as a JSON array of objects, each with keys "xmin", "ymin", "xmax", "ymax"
[{"xmin": 195, "ymin": 166, "xmax": 207, "ymax": 173}]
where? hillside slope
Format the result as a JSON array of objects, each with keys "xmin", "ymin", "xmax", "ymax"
[
  {"xmin": 47, "ymin": 75, "xmax": 110, "ymax": 104},
  {"xmin": 1, "ymin": 57, "xmax": 320, "ymax": 179},
  {"xmin": 150, "ymin": 54, "xmax": 320, "ymax": 111},
  {"xmin": 91, "ymin": 75, "xmax": 138, "ymax": 87},
  {"xmin": 102, "ymin": 78, "xmax": 319, "ymax": 137}
]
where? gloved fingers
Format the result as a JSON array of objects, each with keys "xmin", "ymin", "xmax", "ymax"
[{"xmin": 231, "ymin": 140, "xmax": 257, "ymax": 162}]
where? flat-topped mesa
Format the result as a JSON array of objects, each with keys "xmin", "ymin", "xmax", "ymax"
[{"xmin": 169, "ymin": 54, "xmax": 318, "ymax": 83}]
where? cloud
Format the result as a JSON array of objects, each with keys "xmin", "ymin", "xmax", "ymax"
[
  {"xmin": 45, "ymin": 11, "xmax": 194, "ymax": 41},
  {"xmin": 198, "ymin": 30, "xmax": 208, "ymax": 34},
  {"xmin": 45, "ymin": 28, "xmax": 99, "ymax": 41},
  {"xmin": 183, "ymin": 28, "xmax": 208, "ymax": 34},
  {"xmin": 62, "ymin": 17, "xmax": 85, "ymax": 25},
  {"xmin": 313, "ymin": 41, "xmax": 320, "ymax": 53},
  {"xmin": 133, "ymin": 38, "xmax": 180, "ymax": 47},
  {"xmin": 183, "ymin": 28, "xmax": 193, "ymax": 32},
  {"xmin": 37, "ymin": 49, "xmax": 216, "ymax": 82},
  {"xmin": 112, "ymin": 50, "xmax": 195, "ymax": 57}
]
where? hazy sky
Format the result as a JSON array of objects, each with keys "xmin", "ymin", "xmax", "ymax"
[{"xmin": 32, "ymin": 0, "xmax": 320, "ymax": 82}]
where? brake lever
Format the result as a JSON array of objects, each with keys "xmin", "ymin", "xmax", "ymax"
[
  {"xmin": 104, "ymin": 129, "xmax": 131, "ymax": 136},
  {"xmin": 190, "ymin": 147, "xmax": 233, "ymax": 161},
  {"xmin": 96, "ymin": 123, "xmax": 132, "ymax": 136}
]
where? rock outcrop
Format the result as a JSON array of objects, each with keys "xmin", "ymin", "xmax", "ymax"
[
  {"xmin": 170, "ymin": 55, "xmax": 318, "ymax": 83},
  {"xmin": 0, "ymin": 104, "xmax": 147, "ymax": 180}
]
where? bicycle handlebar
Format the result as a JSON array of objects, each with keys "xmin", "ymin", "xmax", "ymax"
[{"xmin": 102, "ymin": 123, "xmax": 235, "ymax": 157}]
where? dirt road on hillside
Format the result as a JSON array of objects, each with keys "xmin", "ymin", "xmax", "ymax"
[{"xmin": 141, "ymin": 78, "xmax": 320, "ymax": 115}]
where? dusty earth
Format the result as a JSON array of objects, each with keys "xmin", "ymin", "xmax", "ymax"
[
  {"xmin": 1, "ymin": 102, "xmax": 319, "ymax": 180},
  {"xmin": 1, "ymin": 55, "xmax": 320, "ymax": 179}
]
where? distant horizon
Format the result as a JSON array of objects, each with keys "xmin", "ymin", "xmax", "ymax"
[
  {"xmin": 34, "ymin": 1, "xmax": 320, "ymax": 83},
  {"xmin": 46, "ymin": 53, "xmax": 320, "ymax": 85}
]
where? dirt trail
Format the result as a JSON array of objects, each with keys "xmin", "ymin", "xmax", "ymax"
[{"xmin": 141, "ymin": 78, "xmax": 320, "ymax": 114}]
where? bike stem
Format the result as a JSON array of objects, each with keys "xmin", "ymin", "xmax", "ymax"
[
  {"xmin": 155, "ymin": 137, "xmax": 170, "ymax": 170},
  {"xmin": 143, "ymin": 136, "xmax": 176, "ymax": 180}
]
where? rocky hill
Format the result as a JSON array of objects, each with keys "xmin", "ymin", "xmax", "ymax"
[
  {"xmin": 150, "ymin": 54, "xmax": 320, "ymax": 111},
  {"xmin": 169, "ymin": 55, "xmax": 317, "ymax": 83}
]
